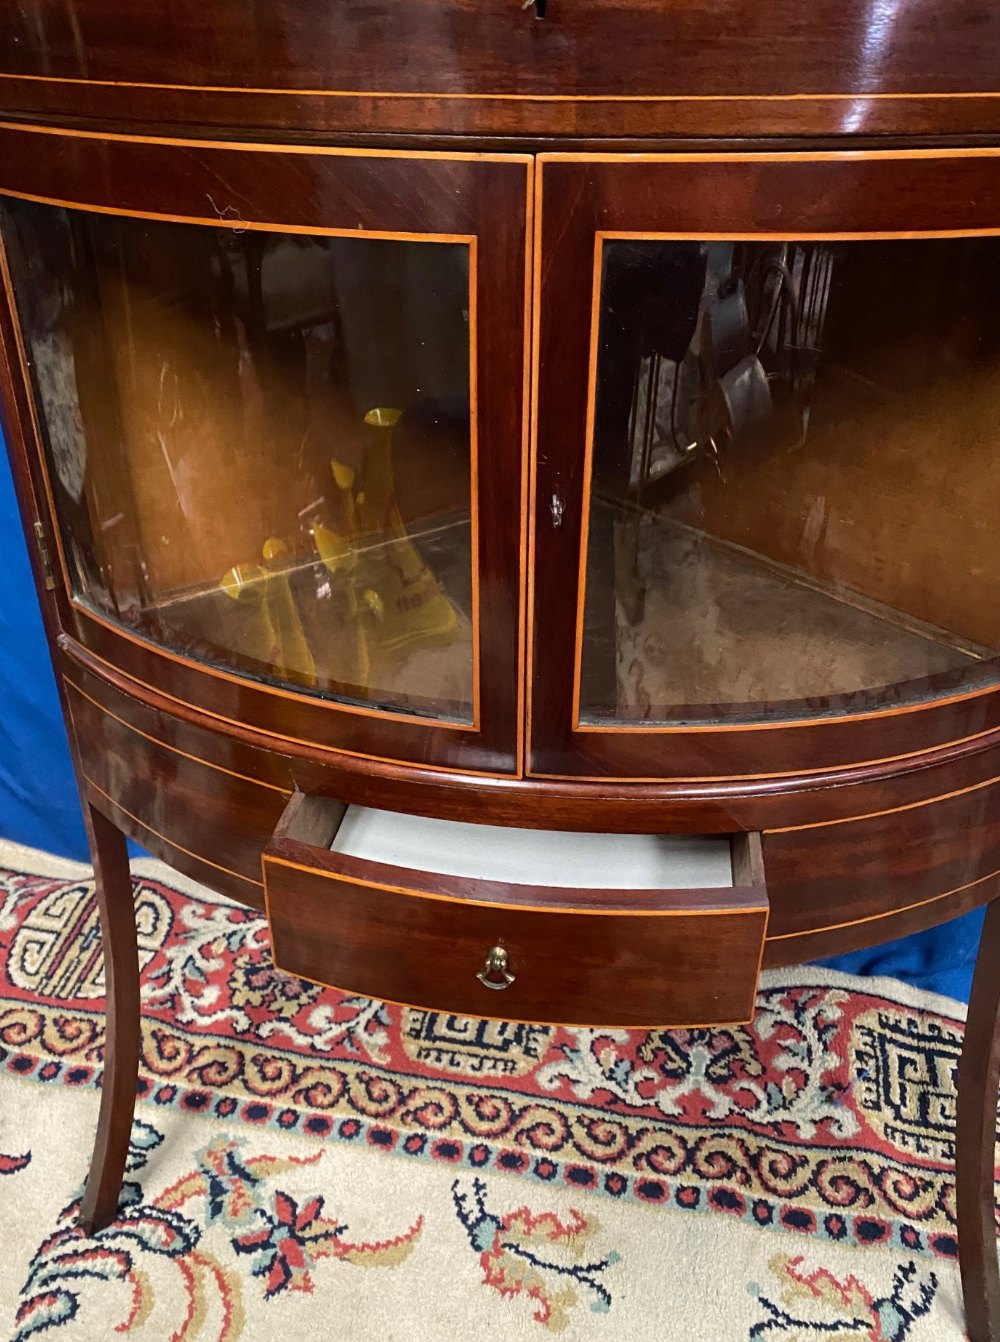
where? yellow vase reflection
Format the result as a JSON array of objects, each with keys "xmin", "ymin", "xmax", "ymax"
[{"xmin": 221, "ymin": 406, "xmax": 460, "ymax": 701}]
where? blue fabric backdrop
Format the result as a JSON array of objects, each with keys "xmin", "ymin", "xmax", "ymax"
[
  {"xmin": 0, "ymin": 430, "xmax": 984, "ymax": 1002},
  {"xmin": 0, "ymin": 443, "xmax": 87, "ymax": 858}
]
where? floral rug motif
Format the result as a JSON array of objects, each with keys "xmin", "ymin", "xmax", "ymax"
[{"xmin": 0, "ymin": 839, "xmax": 987, "ymax": 1339}]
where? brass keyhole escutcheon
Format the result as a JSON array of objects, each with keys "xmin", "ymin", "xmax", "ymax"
[{"xmin": 477, "ymin": 945, "xmax": 515, "ymax": 991}]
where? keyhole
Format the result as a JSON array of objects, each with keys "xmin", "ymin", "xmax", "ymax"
[{"xmin": 522, "ymin": 0, "xmax": 547, "ymax": 17}]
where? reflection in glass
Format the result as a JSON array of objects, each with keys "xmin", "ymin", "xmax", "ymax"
[
  {"xmin": 4, "ymin": 203, "xmax": 475, "ymax": 721},
  {"xmin": 583, "ymin": 238, "xmax": 1000, "ymax": 723}
]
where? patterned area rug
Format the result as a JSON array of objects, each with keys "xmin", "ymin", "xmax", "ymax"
[{"xmin": 0, "ymin": 838, "xmax": 986, "ymax": 1340}]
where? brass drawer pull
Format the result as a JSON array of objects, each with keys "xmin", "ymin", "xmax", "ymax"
[
  {"xmin": 265, "ymin": 798, "xmax": 767, "ymax": 1026},
  {"xmin": 477, "ymin": 945, "xmax": 515, "ymax": 990}
]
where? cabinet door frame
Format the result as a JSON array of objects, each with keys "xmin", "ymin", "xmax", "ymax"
[
  {"xmin": 0, "ymin": 123, "xmax": 531, "ymax": 775},
  {"xmin": 530, "ymin": 150, "xmax": 1000, "ymax": 780}
]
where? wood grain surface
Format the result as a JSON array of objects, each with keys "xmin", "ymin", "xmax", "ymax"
[
  {"xmin": 264, "ymin": 795, "xmax": 769, "ymax": 1027},
  {"xmin": 2, "ymin": 0, "xmax": 1000, "ymax": 138}
]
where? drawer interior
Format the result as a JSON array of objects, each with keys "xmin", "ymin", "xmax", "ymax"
[
  {"xmin": 328, "ymin": 805, "xmax": 735, "ymax": 891},
  {"xmin": 268, "ymin": 794, "xmax": 760, "ymax": 911}
]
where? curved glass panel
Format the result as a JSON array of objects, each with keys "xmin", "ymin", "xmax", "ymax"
[
  {"xmin": 4, "ymin": 200, "xmax": 475, "ymax": 722},
  {"xmin": 581, "ymin": 236, "xmax": 1000, "ymax": 724}
]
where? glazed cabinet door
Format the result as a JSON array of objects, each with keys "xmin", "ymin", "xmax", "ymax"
[
  {"xmin": 530, "ymin": 152, "xmax": 1000, "ymax": 780},
  {"xmin": 0, "ymin": 126, "xmax": 530, "ymax": 773}
]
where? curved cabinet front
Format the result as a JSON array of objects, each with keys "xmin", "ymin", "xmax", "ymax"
[
  {"xmin": 0, "ymin": 124, "xmax": 531, "ymax": 774},
  {"xmin": 5, "ymin": 131, "xmax": 1000, "ymax": 808},
  {"xmin": 60, "ymin": 656, "xmax": 1000, "ymax": 968},
  {"xmin": 531, "ymin": 150, "xmax": 1000, "ymax": 780}
]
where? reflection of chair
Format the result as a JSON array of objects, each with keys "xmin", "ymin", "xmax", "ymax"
[
  {"xmin": 592, "ymin": 244, "xmax": 707, "ymax": 626},
  {"xmin": 599, "ymin": 242, "xmax": 835, "ymax": 636},
  {"xmin": 702, "ymin": 277, "xmax": 772, "ymax": 455},
  {"xmin": 594, "ymin": 243, "xmax": 707, "ymax": 503},
  {"xmin": 708, "ymin": 244, "xmax": 834, "ymax": 459},
  {"xmin": 616, "ymin": 242, "xmax": 836, "ymax": 522}
]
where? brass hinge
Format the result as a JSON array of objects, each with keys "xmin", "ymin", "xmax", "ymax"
[{"xmin": 33, "ymin": 519, "xmax": 57, "ymax": 591}]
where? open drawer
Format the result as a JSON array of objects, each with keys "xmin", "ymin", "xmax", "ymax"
[{"xmin": 263, "ymin": 795, "xmax": 769, "ymax": 1028}]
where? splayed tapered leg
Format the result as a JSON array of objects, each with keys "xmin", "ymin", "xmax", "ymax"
[
  {"xmin": 957, "ymin": 894, "xmax": 1000, "ymax": 1342},
  {"xmin": 78, "ymin": 803, "xmax": 140, "ymax": 1235}
]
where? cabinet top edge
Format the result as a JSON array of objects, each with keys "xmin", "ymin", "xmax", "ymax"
[
  {"xmin": 2, "ymin": 17, "xmax": 1000, "ymax": 145},
  {"xmin": 5, "ymin": 75, "xmax": 998, "ymax": 142},
  {"xmin": 3, "ymin": 108, "xmax": 1000, "ymax": 156}
]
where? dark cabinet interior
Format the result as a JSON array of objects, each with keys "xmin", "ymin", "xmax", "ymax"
[
  {"xmin": 5, "ymin": 202, "xmax": 476, "ymax": 722},
  {"xmin": 581, "ymin": 236, "xmax": 1000, "ymax": 726}
]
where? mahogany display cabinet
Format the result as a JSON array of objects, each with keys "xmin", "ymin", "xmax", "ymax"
[{"xmin": 3, "ymin": 4, "xmax": 1000, "ymax": 1337}]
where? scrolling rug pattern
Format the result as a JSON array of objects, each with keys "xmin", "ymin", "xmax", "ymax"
[{"xmin": 0, "ymin": 850, "xmax": 988, "ymax": 1287}]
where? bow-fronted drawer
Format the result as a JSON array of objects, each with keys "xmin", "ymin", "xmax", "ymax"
[{"xmin": 263, "ymin": 794, "xmax": 768, "ymax": 1028}]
